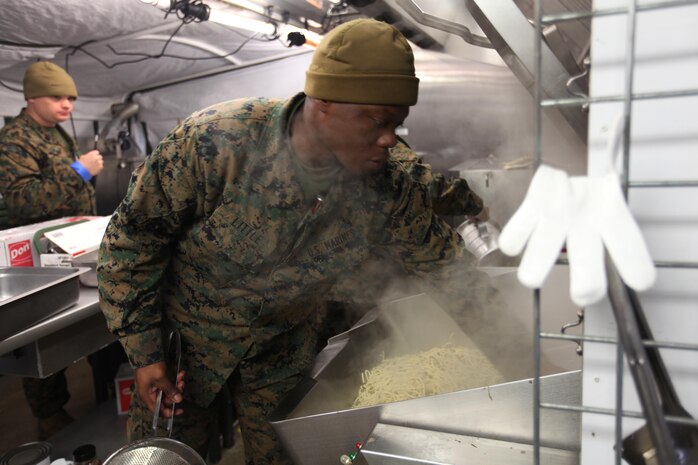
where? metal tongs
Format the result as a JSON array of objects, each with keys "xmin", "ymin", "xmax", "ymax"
[{"xmin": 152, "ymin": 330, "xmax": 182, "ymax": 436}]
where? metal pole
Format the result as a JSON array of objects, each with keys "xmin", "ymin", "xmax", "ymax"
[{"xmin": 533, "ymin": 0, "xmax": 544, "ymax": 461}]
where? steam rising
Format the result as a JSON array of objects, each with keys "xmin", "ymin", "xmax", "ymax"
[{"xmin": 306, "ymin": 47, "xmax": 587, "ymax": 413}]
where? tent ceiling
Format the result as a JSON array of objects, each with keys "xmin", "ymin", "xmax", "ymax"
[{"xmin": 0, "ymin": 0, "xmax": 334, "ymax": 100}]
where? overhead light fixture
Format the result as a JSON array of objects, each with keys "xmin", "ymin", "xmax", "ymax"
[
  {"xmin": 217, "ymin": 0, "xmax": 266, "ymax": 15},
  {"xmin": 213, "ymin": 1, "xmax": 323, "ymax": 45},
  {"xmin": 142, "ymin": 0, "xmax": 276, "ymax": 35},
  {"xmin": 141, "ymin": 0, "xmax": 322, "ymax": 44},
  {"xmin": 208, "ymin": 7, "xmax": 277, "ymax": 35},
  {"xmin": 141, "ymin": 0, "xmax": 210, "ymax": 23}
]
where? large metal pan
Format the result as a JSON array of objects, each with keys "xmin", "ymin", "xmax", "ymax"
[{"xmin": 0, "ymin": 267, "xmax": 87, "ymax": 341}]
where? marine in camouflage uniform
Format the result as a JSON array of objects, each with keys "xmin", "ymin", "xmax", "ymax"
[
  {"xmin": 98, "ymin": 91, "xmax": 467, "ymax": 459},
  {"xmin": 0, "ymin": 62, "xmax": 100, "ymax": 441},
  {"xmin": 98, "ymin": 19, "xmax": 482, "ymax": 464},
  {"xmin": 0, "ymin": 109, "xmax": 95, "ymax": 226}
]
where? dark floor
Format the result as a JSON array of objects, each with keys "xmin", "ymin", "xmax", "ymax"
[{"xmin": 0, "ymin": 357, "xmax": 244, "ymax": 464}]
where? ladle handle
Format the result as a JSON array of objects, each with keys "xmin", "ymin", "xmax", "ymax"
[
  {"xmin": 626, "ymin": 288, "xmax": 688, "ymax": 417},
  {"xmin": 606, "ymin": 253, "xmax": 679, "ymax": 465}
]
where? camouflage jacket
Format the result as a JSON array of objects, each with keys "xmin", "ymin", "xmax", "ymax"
[
  {"xmin": 98, "ymin": 94, "xmax": 464, "ymax": 406},
  {"xmin": 0, "ymin": 109, "xmax": 95, "ymax": 227},
  {"xmin": 389, "ymin": 142, "xmax": 483, "ymax": 217},
  {"xmin": 325, "ymin": 140, "xmax": 485, "ymax": 307}
]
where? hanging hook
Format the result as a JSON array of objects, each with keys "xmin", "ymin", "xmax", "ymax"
[
  {"xmin": 561, "ymin": 308, "xmax": 585, "ymax": 355},
  {"xmin": 566, "ymin": 56, "xmax": 591, "ymax": 112}
]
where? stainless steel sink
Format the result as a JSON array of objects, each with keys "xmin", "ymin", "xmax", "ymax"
[{"xmin": 0, "ymin": 267, "xmax": 88, "ymax": 341}]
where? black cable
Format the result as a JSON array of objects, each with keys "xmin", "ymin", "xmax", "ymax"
[
  {"xmin": 63, "ymin": 17, "xmax": 277, "ymax": 72},
  {"xmin": 3, "ymin": 1, "xmax": 288, "ymax": 74},
  {"xmin": 106, "ymin": 29, "xmax": 265, "ymax": 62},
  {"xmin": 64, "ymin": 21, "xmax": 186, "ymax": 72},
  {"xmin": 0, "ymin": 39, "xmax": 63, "ymax": 47},
  {"xmin": 1, "ymin": 1, "xmax": 299, "ymax": 93},
  {"xmin": 0, "ymin": 79, "xmax": 22, "ymax": 94}
]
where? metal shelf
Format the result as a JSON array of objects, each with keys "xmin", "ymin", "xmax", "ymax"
[
  {"xmin": 541, "ymin": 0, "xmax": 698, "ymax": 23},
  {"xmin": 540, "ymin": 88, "xmax": 698, "ymax": 108},
  {"xmin": 540, "ymin": 332, "xmax": 698, "ymax": 353},
  {"xmin": 532, "ymin": 1, "xmax": 698, "ymax": 464}
]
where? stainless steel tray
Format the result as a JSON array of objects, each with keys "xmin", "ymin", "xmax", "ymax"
[
  {"xmin": 360, "ymin": 423, "xmax": 578, "ymax": 465},
  {"xmin": 270, "ymin": 294, "xmax": 581, "ymax": 465},
  {"xmin": 0, "ymin": 267, "xmax": 88, "ymax": 341}
]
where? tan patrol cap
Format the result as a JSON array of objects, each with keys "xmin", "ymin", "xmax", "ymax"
[
  {"xmin": 23, "ymin": 61, "xmax": 78, "ymax": 99},
  {"xmin": 305, "ymin": 19, "xmax": 419, "ymax": 106}
]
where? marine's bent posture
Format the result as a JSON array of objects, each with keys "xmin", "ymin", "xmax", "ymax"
[{"xmin": 99, "ymin": 19, "xmax": 478, "ymax": 464}]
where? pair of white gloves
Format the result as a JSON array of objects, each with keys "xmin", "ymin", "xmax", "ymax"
[{"xmin": 498, "ymin": 123, "xmax": 656, "ymax": 307}]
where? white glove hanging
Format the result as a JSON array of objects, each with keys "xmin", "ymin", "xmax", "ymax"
[
  {"xmin": 499, "ymin": 117, "xmax": 656, "ymax": 306},
  {"xmin": 498, "ymin": 164, "xmax": 572, "ymax": 289},
  {"xmin": 566, "ymin": 172, "xmax": 656, "ymax": 306}
]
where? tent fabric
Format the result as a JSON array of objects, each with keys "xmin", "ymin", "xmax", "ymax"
[
  {"xmin": 0, "ymin": 0, "xmax": 317, "ymax": 108},
  {"xmin": 0, "ymin": 0, "xmax": 323, "ymax": 162},
  {"xmin": 134, "ymin": 51, "xmax": 312, "ymax": 138}
]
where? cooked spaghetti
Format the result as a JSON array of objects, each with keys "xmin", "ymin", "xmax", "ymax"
[{"xmin": 351, "ymin": 343, "xmax": 503, "ymax": 408}]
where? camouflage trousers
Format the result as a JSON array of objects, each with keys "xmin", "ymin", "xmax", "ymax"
[
  {"xmin": 22, "ymin": 369, "xmax": 70, "ymax": 419},
  {"xmin": 127, "ymin": 367, "xmax": 301, "ymax": 465}
]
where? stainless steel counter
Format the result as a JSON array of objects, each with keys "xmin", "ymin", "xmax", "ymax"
[{"xmin": 0, "ymin": 287, "xmax": 116, "ymax": 378}]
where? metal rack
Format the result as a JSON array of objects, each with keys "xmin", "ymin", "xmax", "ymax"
[{"xmin": 531, "ymin": 1, "xmax": 698, "ymax": 464}]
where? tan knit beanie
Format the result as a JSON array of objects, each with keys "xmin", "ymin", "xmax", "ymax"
[
  {"xmin": 23, "ymin": 62, "xmax": 78, "ymax": 99},
  {"xmin": 305, "ymin": 19, "xmax": 419, "ymax": 106}
]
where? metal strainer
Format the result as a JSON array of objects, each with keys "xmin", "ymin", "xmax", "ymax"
[
  {"xmin": 102, "ymin": 437, "xmax": 206, "ymax": 465},
  {"xmin": 104, "ymin": 331, "xmax": 206, "ymax": 465}
]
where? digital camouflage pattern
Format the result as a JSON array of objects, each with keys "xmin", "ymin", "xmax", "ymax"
[
  {"xmin": 0, "ymin": 108, "xmax": 94, "ymax": 439},
  {"xmin": 98, "ymin": 93, "xmax": 468, "ymax": 462},
  {"xmin": 0, "ymin": 109, "xmax": 95, "ymax": 226},
  {"xmin": 389, "ymin": 141, "xmax": 484, "ymax": 217}
]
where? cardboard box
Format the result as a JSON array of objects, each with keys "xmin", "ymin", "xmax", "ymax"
[
  {"xmin": 114, "ymin": 363, "xmax": 135, "ymax": 415},
  {"xmin": 0, "ymin": 216, "xmax": 96, "ymax": 267},
  {"xmin": 43, "ymin": 216, "xmax": 110, "ymax": 258}
]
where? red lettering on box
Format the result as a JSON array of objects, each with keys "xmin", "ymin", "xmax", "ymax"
[{"xmin": 9, "ymin": 241, "xmax": 32, "ymax": 267}]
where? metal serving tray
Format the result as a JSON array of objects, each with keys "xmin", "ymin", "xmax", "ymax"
[
  {"xmin": 0, "ymin": 266, "xmax": 88, "ymax": 341},
  {"xmin": 270, "ymin": 294, "xmax": 581, "ymax": 465},
  {"xmin": 360, "ymin": 423, "xmax": 578, "ymax": 465}
]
